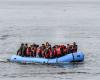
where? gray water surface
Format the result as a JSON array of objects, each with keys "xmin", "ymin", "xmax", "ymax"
[{"xmin": 0, "ymin": 0, "xmax": 100, "ymax": 80}]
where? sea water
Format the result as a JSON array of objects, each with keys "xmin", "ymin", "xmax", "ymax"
[{"xmin": 0, "ymin": 0, "xmax": 100, "ymax": 80}]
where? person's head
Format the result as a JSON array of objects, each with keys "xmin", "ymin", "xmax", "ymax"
[
  {"xmin": 41, "ymin": 44, "xmax": 45, "ymax": 48},
  {"xmin": 64, "ymin": 46, "xmax": 66, "ymax": 49},
  {"xmin": 53, "ymin": 46, "xmax": 56, "ymax": 48},
  {"xmin": 36, "ymin": 45, "xmax": 39, "ymax": 48},
  {"xmin": 25, "ymin": 43, "xmax": 28, "ymax": 46},
  {"xmin": 21, "ymin": 43, "xmax": 24, "ymax": 46},
  {"xmin": 67, "ymin": 44, "xmax": 70, "ymax": 47},
  {"xmin": 55, "ymin": 45, "xmax": 58, "ymax": 48},
  {"xmin": 28, "ymin": 47, "xmax": 31, "ymax": 49},
  {"xmin": 42, "ymin": 44, "xmax": 45, "ymax": 46},
  {"xmin": 30, "ymin": 45, "xmax": 33, "ymax": 48},
  {"xmin": 70, "ymin": 45, "xmax": 73, "ymax": 48},
  {"xmin": 33, "ymin": 43, "xmax": 36, "ymax": 47},
  {"xmin": 73, "ymin": 42, "xmax": 76, "ymax": 45},
  {"xmin": 46, "ymin": 42, "xmax": 49, "ymax": 46}
]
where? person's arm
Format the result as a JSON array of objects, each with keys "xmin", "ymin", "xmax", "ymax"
[{"xmin": 17, "ymin": 49, "xmax": 20, "ymax": 55}]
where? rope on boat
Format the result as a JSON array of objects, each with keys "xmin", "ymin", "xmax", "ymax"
[
  {"xmin": 56, "ymin": 57, "xmax": 58, "ymax": 63},
  {"xmin": 72, "ymin": 53, "xmax": 75, "ymax": 62},
  {"xmin": 47, "ymin": 59, "xmax": 49, "ymax": 64}
]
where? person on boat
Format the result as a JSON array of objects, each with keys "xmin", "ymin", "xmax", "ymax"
[
  {"xmin": 72, "ymin": 42, "xmax": 78, "ymax": 53},
  {"xmin": 50, "ymin": 46, "xmax": 55, "ymax": 58},
  {"xmin": 66, "ymin": 44, "xmax": 71, "ymax": 54},
  {"xmin": 56, "ymin": 45, "xmax": 62, "ymax": 58},
  {"xmin": 70, "ymin": 44, "xmax": 74, "ymax": 53},
  {"xmin": 44, "ymin": 46, "xmax": 50, "ymax": 58},
  {"xmin": 36, "ymin": 47, "xmax": 42, "ymax": 57},
  {"xmin": 46, "ymin": 46, "xmax": 54, "ymax": 58},
  {"xmin": 24, "ymin": 43, "xmax": 28, "ymax": 57},
  {"xmin": 33, "ymin": 43, "xmax": 39, "ymax": 48},
  {"xmin": 30, "ymin": 45, "xmax": 34, "ymax": 57},
  {"xmin": 60, "ymin": 45, "xmax": 65, "ymax": 56},
  {"xmin": 32, "ymin": 43, "xmax": 36, "ymax": 47},
  {"xmin": 53, "ymin": 46, "xmax": 57, "ymax": 58},
  {"xmin": 43, "ymin": 42, "xmax": 51, "ymax": 58},
  {"xmin": 41, "ymin": 44, "xmax": 45, "ymax": 49},
  {"xmin": 63, "ymin": 46, "xmax": 67, "ymax": 55},
  {"xmin": 26, "ymin": 46, "xmax": 32, "ymax": 57},
  {"xmin": 29, "ymin": 43, "xmax": 39, "ymax": 57},
  {"xmin": 17, "ymin": 43, "xmax": 25, "ymax": 56},
  {"xmin": 45, "ymin": 42, "xmax": 51, "ymax": 48},
  {"xmin": 33, "ymin": 44, "xmax": 39, "ymax": 57},
  {"xmin": 44, "ymin": 45, "xmax": 57, "ymax": 58},
  {"xmin": 40, "ymin": 44, "xmax": 46, "ymax": 58}
]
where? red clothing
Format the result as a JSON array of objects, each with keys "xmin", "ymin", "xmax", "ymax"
[
  {"xmin": 45, "ymin": 53, "xmax": 50, "ymax": 58},
  {"xmin": 72, "ymin": 48, "xmax": 77, "ymax": 52},
  {"xmin": 45, "ymin": 49, "xmax": 54, "ymax": 58},
  {"xmin": 41, "ymin": 50, "xmax": 45, "ymax": 57},
  {"xmin": 54, "ymin": 49, "xmax": 57, "ymax": 57},
  {"xmin": 36, "ymin": 48, "xmax": 41, "ymax": 55},
  {"xmin": 60, "ymin": 45, "xmax": 65, "ymax": 49},
  {"xmin": 63, "ymin": 48, "xmax": 67, "ymax": 54},
  {"xmin": 26, "ymin": 47, "xmax": 31, "ymax": 56},
  {"xmin": 49, "ymin": 49, "xmax": 52, "ymax": 57},
  {"xmin": 56, "ymin": 47, "xmax": 61, "ymax": 57}
]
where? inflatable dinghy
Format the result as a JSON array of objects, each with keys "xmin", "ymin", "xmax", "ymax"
[{"xmin": 8, "ymin": 52, "xmax": 84, "ymax": 64}]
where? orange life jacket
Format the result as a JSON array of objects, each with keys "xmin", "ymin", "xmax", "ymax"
[
  {"xmin": 56, "ymin": 47, "xmax": 61, "ymax": 56},
  {"xmin": 49, "ymin": 49, "xmax": 53, "ymax": 57},
  {"xmin": 45, "ymin": 49, "xmax": 51, "ymax": 58},
  {"xmin": 54, "ymin": 49, "xmax": 57, "ymax": 57},
  {"xmin": 63, "ymin": 48, "xmax": 67, "ymax": 54}
]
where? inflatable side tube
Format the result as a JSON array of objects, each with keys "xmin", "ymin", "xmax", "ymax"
[
  {"xmin": 9, "ymin": 52, "xmax": 84, "ymax": 63},
  {"xmin": 72, "ymin": 52, "xmax": 84, "ymax": 62}
]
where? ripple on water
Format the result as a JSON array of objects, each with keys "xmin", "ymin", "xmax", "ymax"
[{"xmin": 0, "ymin": 35, "xmax": 10, "ymax": 40}]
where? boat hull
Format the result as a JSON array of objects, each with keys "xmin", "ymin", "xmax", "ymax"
[{"xmin": 8, "ymin": 52, "xmax": 84, "ymax": 64}]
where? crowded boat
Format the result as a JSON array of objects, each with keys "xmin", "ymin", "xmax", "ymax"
[{"xmin": 17, "ymin": 42, "xmax": 77, "ymax": 59}]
